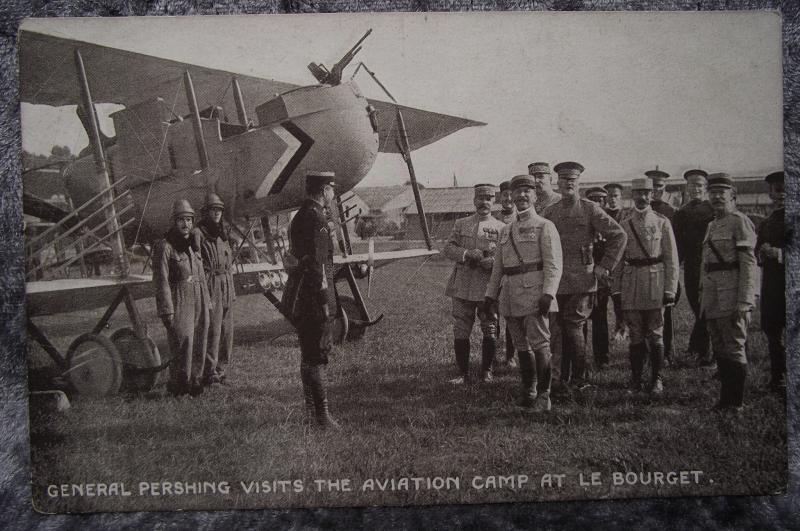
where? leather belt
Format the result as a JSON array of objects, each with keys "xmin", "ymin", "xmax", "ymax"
[
  {"xmin": 503, "ymin": 262, "xmax": 543, "ymax": 275},
  {"xmin": 706, "ymin": 262, "xmax": 739, "ymax": 273},
  {"xmin": 173, "ymin": 275, "xmax": 201, "ymax": 284},
  {"xmin": 625, "ymin": 256, "xmax": 663, "ymax": 267}
]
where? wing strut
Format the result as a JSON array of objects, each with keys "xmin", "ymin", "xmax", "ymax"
[
  {"xmin": 183, "ymin": 70, "xmax": 210, "ymax": 170},
  {"xmin": 74, "ymin": 48, "xmax": 129, "ymax": 277},
  {"xmin": 232, "ymin": 77, "xmax": 249, "ymax": 127},
  {"xmin": 396, "ymin": 108, "xmax": 433, "ymax": 251}
]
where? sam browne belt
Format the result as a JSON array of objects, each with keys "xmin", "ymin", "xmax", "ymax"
[
  {"xmin": 625, "ymin": 256, "xmax": 663, "ymax": 267},
  {"xmin": 705, "ymin": 262, "xmax": 739, "ymax": 273},
  {"xmin": 503, "ymin": 262, "xmax": 544, "ymax": 275}
]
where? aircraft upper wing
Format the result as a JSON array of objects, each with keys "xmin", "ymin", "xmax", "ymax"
[{"xmin": 19, "ymin": 30, "xmax": 484, "ymax": 152}]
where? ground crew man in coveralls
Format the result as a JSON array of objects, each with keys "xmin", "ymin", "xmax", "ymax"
[
  {"xmin": 283, "ymin": 171, "xmax": 340, "ymax": 429},
  {"xmin": 495, "ymin": 180, "xmax": 517, "ymax": 368},
  {"xmin": 700, "ymin": 173, "xmax": 757, "ymax": 412},
  {"xmin": 645, "ymin": 169, "xmax": 678, "ymax": 365},
  {"xmin": 613, "ymin": 178, "xmax": 679, "ymax": 394},
  {"xmin": 530, "ymin": 162, "xmax": 561, "ymax": 214},
  {"xmin": 444, "ymin": 184, "xmax": 506, "ymax": 384},
  {"xmin": 544, "ymin": 162, "xmax": 627, "ymax": 391},
  {"xmin": 755, "ymin": 170, "xmax": 786, "ymax": 393},
  {"xmin": 585, "ymin": 186, "xmax": 613, "ymax": 368},
  {"xmin": 154, "ymin": 199, "xmax": 211, "ymax": 397},
  {"xmin": 671, "ymin": 169, "xmax": 714, "ymax": 366},
  {"xmin": 195, "ymin": 193, "xmax": 235, "ymax": 385},
  {"xmin": 485, "ymin": 174, "xmax": 562, "ymax": 411}
]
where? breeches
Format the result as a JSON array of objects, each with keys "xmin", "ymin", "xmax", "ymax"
[
  {"xmin": 298, "ymin": 319, "xmax": 332, "ymax": 366},
  {"xmin": 708, "ymin": 313, "xmax": 750, "ymax": 364},
  {"xmin": 506, "ymin": 312, "xmax": 551, "ymax": 351},
  {"xmin": 452, "ymin": 297, "xmax": 498, "ymax": 340},
  {"xmin": 624, "ymin": 308, "xmax": 664, "ymax": 346}
]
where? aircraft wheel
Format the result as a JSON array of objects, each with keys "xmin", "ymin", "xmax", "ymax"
[
  {"xmin": 110, "ymin": 328, "xmax": 162, "ymax": 393},
  {"xmin": 339, "ymin": 296, "xmax": 366, "ymax": 341},
  {"xmin": 65, "ymin": 333, "xmax": 123, "ymax": 397},
  {"xmin": 332, "ymin": 305, "xmax": 349, "ymax": 345}
]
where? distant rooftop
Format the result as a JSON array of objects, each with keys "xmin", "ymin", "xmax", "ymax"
[{"xmin": 405, "ymin": 187, "xmax": 502, "ymax": 215}]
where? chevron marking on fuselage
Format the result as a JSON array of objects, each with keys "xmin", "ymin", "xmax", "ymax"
[{"xmin": 254, "ymin": 123, "xmax": 302, "ymax": 199}]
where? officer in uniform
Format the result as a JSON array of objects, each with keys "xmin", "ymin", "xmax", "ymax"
[
  {"xmin": 671, "ymin": 169, "xmax": 714, "ymax": 366},
  {"xmin": 585, "ymin": 186, "xmax": 613, "ymax": 368},
  {"xmin": 495, "ymin": 180, "xmax": 517, "ymax": 367},
  {"xmin": 283, "ymin": 171, "xmax": 340, "ymax": 429},
  {"xmin": 544, "ymin": 162, "xmax": 627, "ymax": 390},
  {"xmin": 530, "ymin": 162, "xmax": 562, "ymax": 213},
  {"xmin": 613, "ymin": 178, "xmax": 679, "ymax": 394},
  {"xmin": 485, "ymin": 174, "xmax": 562, "ymax": 411},
  {"xmin": 195, "ymin": 193, "xmax": 236, "ymax": 385},
  {"xmin": 602, "ymin": 182, "xmax": 629, "ymax": 339},
  {"xmin": 644, "ymin": 169, "xmax": 679, "ymax": 365},
  {"xmin": 700, "ymin": 174, "xmax": 757, "ymax": 411},
  {"xmin": 755, "ymin": 170, "xmax": 785, "ymax": 392},
  {"xmin": 444, "ymin": 183, "xmax": 506, "ymax": 384},
  {"xmin": 154, "ymin": 199, "xmax": 211, "ymax": 397}
]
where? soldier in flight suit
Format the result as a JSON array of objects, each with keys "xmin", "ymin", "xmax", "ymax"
[
  {"xmin": 444, "ymin": 184, "xmax": 506, "ymax": 384},
  {"xmin": 701, "ymin": 174, "xmax": 757, "ymax": 412},
  {"xmin": 613, "ymin": 178, "xmax": 679, "ymax": 394},
  {"xmin": 495, "ymin": 180, "xmax": 517, "ymax": 368},
  {"xmin": 755, "ymin": 170, "xmax": 786, "ymax": 393},
  {"xmin": 645, "ymin": 169, "xmax": 679, "ymax": 365},
  {"xmin": 195, "ymin": 193, "xmax": 236, "ymax": 385},
  {"xmin": 544, "ymin": 162, "xmax": 627, "ymax": 391},
  {"xmin": 585, "ymin": 186, "xmax": 612, "ymax": 368},
  {"xmin": 671, "ymin": 169, "xmax": 714, "ymax": 366},
  {"xmin": 154, "ymin": 199, "xmax": 211, "ymax": 397},
  {"xmin": 283, "ymin": 171, "xmax": 340, "ymax": 429},
  {"xmin": 485, "ymin": 174, "xmax": 562, "ymax": 411}
]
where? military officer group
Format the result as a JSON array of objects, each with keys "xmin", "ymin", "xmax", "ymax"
[{"xmin": 152, "ymin": 164, "xmax": 786, "ymax": 430}]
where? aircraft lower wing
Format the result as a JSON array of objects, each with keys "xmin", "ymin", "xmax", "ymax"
[{"xmin": 26, "ymin": 248, "xmax": 438, "ymax": 317}]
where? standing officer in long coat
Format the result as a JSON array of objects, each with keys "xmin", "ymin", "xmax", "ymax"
[
  {"xmin": 282, "ymin": 171, "xmax": 340, "ymax": 429},
  {"xmin": 585, "ymin": 186, "xmax": 612, "ymax": 368},
  {"xmin": 154, "ymin": 199, "xmax": 211, "ymax": 397},
  {"xmin": 701, "ymin": 174, "xmax": 757, "ymax": 412},
  {"xmin": 444, "ymin": 183, "xmax": 506, "ymax": 384},
  {"xmin": 755, "ymin": 170, "xmax": 786, "ymax": 393},
  {"xmin": 544, "ymin": 162, "xmax": 627, "ymax": 391},
  {"xmin": 671, "ymin": 169, "xmax": 714, "ymax": 366},
  {"xmin": 485, "ymin": 174, "xmax": 562, "ymax": 411},
  {"xmin": 195, "ymin": 193, "xmax": 235, "ymax": 385},
  {"xmin": 613, "ymin": 178, "xmax": 679, "ymax": 394},
  {"xmin": 495, "ymin": 180, "xmax": 517, "ymax": 368}
]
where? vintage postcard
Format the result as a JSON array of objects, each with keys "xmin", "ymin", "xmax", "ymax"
[{"xmin": 20, "ymin": 12, "xmax": 786, "ymax": 513}]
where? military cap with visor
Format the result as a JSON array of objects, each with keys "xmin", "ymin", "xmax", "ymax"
[
  {"xmin": 499, "ymin": 180, "xmax": 511, "ymax": 192},
  {"xmin": 707, "ymin": 173, "xmax": 734, "ymax": 189},
  {"xmin": 631, "ymin": 177, "xmax": 654, "ymax": 191},
  {"xmin": 683, "ymin": 169, "xmax": 708, "ymax": 180},
  {"xmin": 473, "ymin": 183, "xmax": 497, "ymax": 196},
  {"xmin": 511, "ymin": 174, "xmax": 536, "ymax": 189},
  {"xmin": 553, "ymin": 161, "xmax": 585, "ymax": 177},
  {"xmin": 765, "ymin": 171, "xmax": 784, "ymax": 184},
  {"xmin": 603, "ymin": 182, "xmax": 624, "ymax": 193},
  {"xmin": 644, "ymin": 169, "xmax": 670, "ymax": 183},
  {"xmin": 585, "ymin": 186, "xmax": 608, "ymax": 199},
  {"xmin": 528, "ymin": 162, "xmax": 551, "ymax": 175},
  {"xmin": 306, "ymin": 171, "xmax": 336, "ymax": 188}
]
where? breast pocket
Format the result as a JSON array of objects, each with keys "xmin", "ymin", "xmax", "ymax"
[{"xmin": 168, "ymin": 254, "xmax": 188, "ymax": 280}]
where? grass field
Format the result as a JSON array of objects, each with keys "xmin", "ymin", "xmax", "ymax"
[{"xmin": 27, "ymin": 258, "xmax": 787, "ymax": 513}]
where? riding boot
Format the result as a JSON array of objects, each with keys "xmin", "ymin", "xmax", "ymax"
[
  {"xmin": 300, "ymin": 363, "xmax": 315, "ymax": 419},
  {"xmin": 505, "ymin": 326, "xmax": 516, "ymax": 367},
  {"xmin": 516, "ymin": 351, "xmax": 536, "ymax": 408},
  {"xmin": 480, "ymin": 336, "xmax": 496, "ymax": 382},
  {"xmin": 767, "ymin": 335, "xmax": 786, "ymax": 390},
  {"xmin": 649, "ymin": 342, "xmax": 664, "ymax": 395},
  {"xmin": 629, "ymin": 343, "xmax": 646, "ymax": 392},
  {"xmin": 534, "ymin": 348, "xmax": 552, "ymax": 412},
  {"xmin": 308, "ymin": 365, "xmax": 340, "ymax": 430},
  {"xmin": 714, "ymin": 359, "xmax": 731, "ymax": 410},
  {"xmin": 451, "ymin": 338, "xmax": 471, "ymax": 384},
  {"xmin": 729, "ymin": 361, "xmax": 747, "ymax": 409}
]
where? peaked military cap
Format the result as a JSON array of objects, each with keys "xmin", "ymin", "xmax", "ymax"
[
  {"xmin": 306, "ymin": 171, "xmax": 336, "ymax": 187},
  {"xmin": 603, "ymin": 182, "xmax": 624, "ymax": 192},
  {"xmin": 631, "ymin": 177, "xmax": 654, "ymax": 191},
  {"xmin": 683, "ymin": 169, "xmax": 708, "ymax": 180},
  {"xmin": 765, "ymin": 171, "xmax": 784, "ymax": 184},
  {"xmin": 553, "ymin": 161, "xmax": 585, "ymax": 177},
  {"xmin": 499, "ymin": 180, "xmax": 511, "ymax": 192},
  {"xmin": 474, "ymin": 183, "xmax": 497, "ymax": 197},
  {"xmin": 585, "ymin": 186, "xmax": 608, "ymax": 199},
  {"xmin": 528, "ymin": 162, "xmax": 551, "ymax": 175},
  {"xmin": 511, "ymin": 174, "xmax": 536, "ymax": 189},
  {"xmin": 707, "ymin": 173, "xmax": 734, "ymax": 189},
  {"xmin": 644, "ymin": 169, "xmax": 669, "ymax": 182}
]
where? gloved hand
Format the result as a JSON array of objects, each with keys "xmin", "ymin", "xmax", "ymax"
[
  {"xmin": 538, "ymin": 294, "xmax": 553, "ymax": 316},
  {"xmin": 483, "ymin": 296, "xmax": 498, "ymax": 319},
  {"xmin": 479, "ymin": 256, "xmax": 494, "ymax": 271},
  {"xmin": 663, "ymin": 293, "xmax": 676, "ymax": 306},
  {"xmin": 464, "ymin": 249, "xmax": 483, "ymax": 267},
  {"xmin": 593, "ymin": 265, "xmax": 609, "ymax": 279}
]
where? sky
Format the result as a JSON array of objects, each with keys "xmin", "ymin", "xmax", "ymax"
[{"xmin": 20, "ymin": 12, "xmax": 783, "ymax": 187}]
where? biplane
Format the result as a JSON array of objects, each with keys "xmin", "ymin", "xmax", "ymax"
[{"xmin": 20, "ymin": 26, "xmax": 484, "ymax": 397}]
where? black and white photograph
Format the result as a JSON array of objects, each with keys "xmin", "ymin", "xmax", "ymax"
[{"xmin": 19, "ymin": 12, "xmax": 786, "ymax": 513}]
